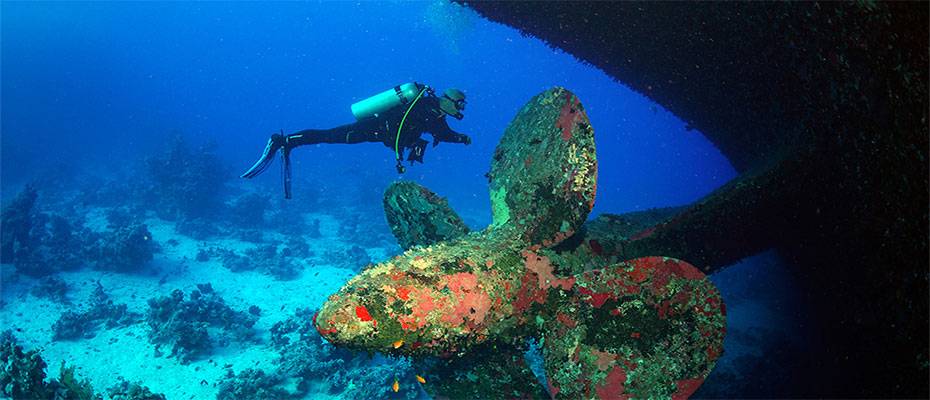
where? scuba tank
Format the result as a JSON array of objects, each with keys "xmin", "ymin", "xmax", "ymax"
[{"xmin": 351, "ymin": 82, "xmax": 428, "ymax": 120}]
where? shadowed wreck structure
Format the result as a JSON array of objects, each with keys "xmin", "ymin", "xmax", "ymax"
[{"xmin": 458, "ymin": 1, "xmax": 928, "ymax": 397}]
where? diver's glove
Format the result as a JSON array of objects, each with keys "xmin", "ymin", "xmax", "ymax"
[{"xmin": 241, "ymin": 133, "xmax": 286, "ymax": 179}]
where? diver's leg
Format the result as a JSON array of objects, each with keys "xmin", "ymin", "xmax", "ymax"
[
  {"xmin": 241, "ymin": 122, "xmax": 382, "ymax": 179},
  {"xmin": 286, "ymin": 120, "xmax": 389, "ymax": 147}
]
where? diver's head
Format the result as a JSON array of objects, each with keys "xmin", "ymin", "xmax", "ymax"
[{"xmin": 439, "ymin": 88, "xmax": 466, "ymax": 120}]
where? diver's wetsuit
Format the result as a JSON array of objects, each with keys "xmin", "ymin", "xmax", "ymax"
[
  {"xmin": 284, "ymin": 95, "xmax": 469, "ymax": 162},
  {"xmin": 242, "ymin": 93, "xmax": 470, "ymax": 198}
]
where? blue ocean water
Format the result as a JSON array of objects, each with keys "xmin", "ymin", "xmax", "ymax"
[{"xmin": 1, "ymin": 2, "xmax": 805, "ymax": 399}]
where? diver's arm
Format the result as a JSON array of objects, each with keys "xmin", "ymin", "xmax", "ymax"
[{"xmin": 429, "ymin": 119, "xmax": 471, "ymax": 146}]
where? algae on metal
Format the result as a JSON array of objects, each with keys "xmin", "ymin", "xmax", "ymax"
[
  {"xmin": 383, "ymin": 181, "xmax": 470, "ymax": 251},
  {"xmin": 315, "ymin": 88, "xmax": 726, "ymax": 399}
]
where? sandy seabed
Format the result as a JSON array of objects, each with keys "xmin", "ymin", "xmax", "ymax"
[{"xmin": 0, "ymin": 208, "xmax": 393, "ymax": 399}]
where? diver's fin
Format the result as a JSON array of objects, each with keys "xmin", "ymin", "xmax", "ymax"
[
  {"xmin": 487, "ymin": 87, "xmax": 597, "ymax": 246},
  {"xmin": 416, "ymin": 344, "xmax": 549, "ymax": 399},
  {"xmin": 241, "ymin": 135, "xmax": 281, "ymax": 179},
  {"xmin": 282, "ymin": 147, "xmax": 292, "ymax": 199},
  {"xmin": 382, "ymin": 181, "xmax": 470, "ymax": 250},
  {"xmin": 542, "ymin": 257, "xmax": 726, "ymax": 399}
]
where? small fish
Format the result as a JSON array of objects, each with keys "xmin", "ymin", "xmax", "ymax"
[
  {"xmin": 393, "ymin": 339, "xmax": 404, "ymax": 349},
  {"xmin": 392, "ymin": 378, "xmax": 399, "ymax": 393},
  {"xmin": 416, "ymin": 375, "xmax": 426, "ymax": 384}
]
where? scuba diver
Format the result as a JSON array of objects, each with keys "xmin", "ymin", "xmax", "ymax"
[{"xmin": 241, "ymin": 82, "xmax": 471, "ymax": 198}]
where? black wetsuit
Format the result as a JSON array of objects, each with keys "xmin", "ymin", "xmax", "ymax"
[{"xmin": 284, "ymin": 95, "xmax": 469, "ymax": 164}]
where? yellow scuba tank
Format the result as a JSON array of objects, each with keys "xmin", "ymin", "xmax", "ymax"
[{"xmin": 351, "ymin": 82, "xmax": 427, "ymax": 120}]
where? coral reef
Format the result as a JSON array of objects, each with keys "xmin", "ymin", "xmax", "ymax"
[
  {"xmin": 281, "ymin": 237, "xmax": 312, "ymax": 259},
  {"xmin": 0, "ymin": 330, "xmax": 48, "ymax": 399},
  {"xmin": 145, "ymin": 284, "xmax": 257, "ymax": 363},
  {"xmin": 105, "ymin": 206, "xmax": 143, "ymax": 230},
  {"xmin": 144, "ymin": 135, "xmax": 227, "ymax": 221},
  {"xmin": 30, "ymin": 275, "xmax": 71, "ymax": 304},
  {"xmin": 268, "ymin": 308, "xmax": 417, "ymax": 399},
  {"xmin": 1, "ymin": 186, "xmax": 86, "ymax": 276},
  {"xmin": 57, "ymin": 361, "xmax": 100, "ymax": 400},
  {"xmin": 52, "ymin": 282, "xmax": 140, "ymax": 341},
  {"xmin": 216, "ymin": 368, "xmax": 290, "ymax": 400},
  {"xmin": 268, "ymin": 209, "xmax": 318, "ymax": 237},
  {"xmin": 175, "ymin": 217, "xmax": 223, "ymax": 241},
  {"xmin": 106, "ymin": 377, "xmax": 167, "ymax": 400},
  {"xmin": 338, "ymin": 212, "xmax": 393, "ymax": 248},
  {"xmin": 216, "ymin": 245, "xmax": 301, "ymax": 280},
  {"xmin": 1, "ymin": 185, "xmax": 38, "ymax": 264},
  {"xmin": 227, "ymin": 192, "xmax": 270, "ymax": 228},
  {"xmin": 314, "ymin": 88, "xmax": 725, "ymax": 398},
  {"xmin": 83, "ymin": 222, "xmax": 155, "ymax": 272},
  {"xmin": 343, "ymin": 245, "xmax": 371, "ymax": 271},
  {"xmin": 0, "ymin": 330, "xmax": 100, "ymax": 399}
]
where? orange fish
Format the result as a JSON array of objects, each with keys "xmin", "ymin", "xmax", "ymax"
[
  {"xmin": 392, "ymin": 378, "xmax": 399, "ymax": 393},
  {"xmin": 393, "ymin": 339, "xmax": 404, "ymax": 349},
  {"xmin": 416, "ymin": 374, "xmax": 426, "ymax": 384}
]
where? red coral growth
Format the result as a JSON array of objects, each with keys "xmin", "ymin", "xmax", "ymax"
[
  {"xmin": 547, "ymin": 379, "xmax": 561, "ymax": 398},
  {"xmin": 706, "ymin": 346, "xmax": 720, "ymax": 361},
  {"xmin": 591, "ymin": 349, "xmax": 616, "ymax": 371},
  {"xmin": 556, "ymin": 92, "xmax": 580, "ymax": 142},
  {"xmin": 588, "ymin": 239, "xmax": 603, "ymax": 255},
  {"xmin": 399, "ymin": 319, "xmax": 412, "ymax": 331},
  {"xmin": 595, "ymin": 366, "xmax": 630, "ymax": 400},
  {"xmin": 396, "ymin": 286, "xmax": 411, "ymax": 301},
  {"xmin": 587, "ymin": 159, "xmax": 598, "ymax": 208},
  {"xmin": 445, "ymin": 272, "xmax": 478, "ymax": 293},
  {"xmin": 524, "ymin": 155, "xmax": 533, "ymax": 168},
  {"xmin": 513, "ymin": 270, "xmax": 546, "ymax": 313},
  {"xmin": 440, "ymin": 271, "xmax": 493, "ymax": 328},
  {"xmin": 523, "ymin": 250, "xmax": 574, "ymax": 290},
  {"xmin": 622, "ymin": 358, "xmax": 638, "ymax": 371},
  {"xmin": 578, "ymin": 286, "xmax": 611, "ymax": 308},
  {"xmin": 445, "ymin": 290, "xmax": 492, "ymax": 328},
  {"xmin": 630, "ymin": 226, "xmax": 656, "ymax": 241},
  {"xmin": 657, "ymin": 300, "xmax": 670, "ymax": 319},
  {"xmin": 313, "ymin": 313, "xmax": 338, "ymax": 336},
  {"xmin": 667, "ymin": 258, "xmax": 706, "ymax": 280},
  {"xmin": 556, "ymin": 313, "xmax": 577, "ymax": 328},
  {"xmin": 628, "ymin": 259, "xmax": 652, "ymax": 283},
  {"xmin": 672, "ymin": 378, "xmax": 705, "ymax": 400},
  {"xmin": 355, "ymin": 306, "xmax": 373, "ymax": 321}
]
